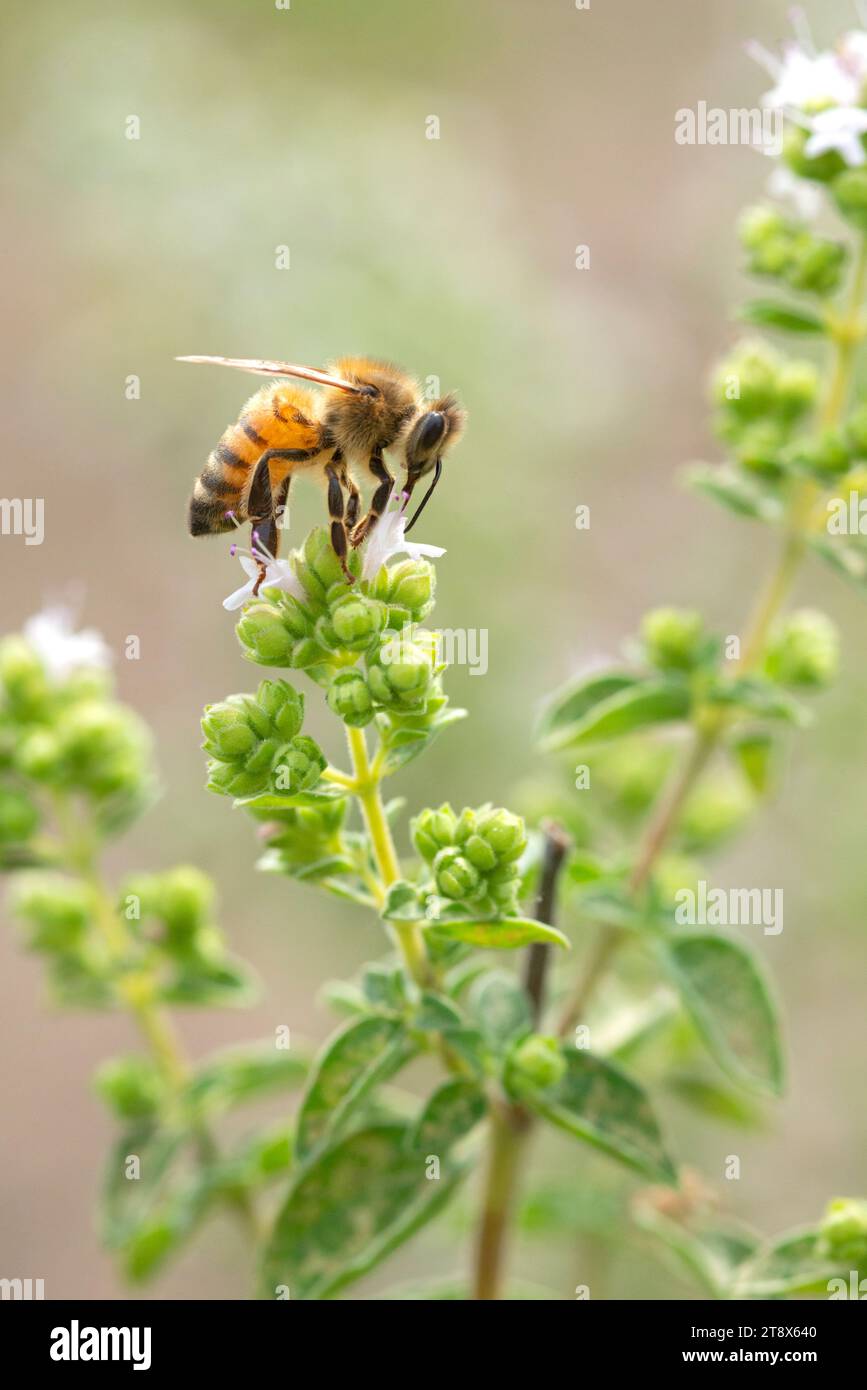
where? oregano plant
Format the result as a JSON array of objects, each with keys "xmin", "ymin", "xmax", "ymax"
[{"xmin": 4, "ymin": 15, "xmax": 867, "ymax": 1303}]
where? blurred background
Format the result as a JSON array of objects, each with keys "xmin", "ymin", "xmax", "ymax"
[{"xmin": 1, "ymin": 0, "xmax": 865, "ymax": 1299}]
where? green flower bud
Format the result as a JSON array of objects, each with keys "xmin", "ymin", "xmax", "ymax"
[
  {"xmin": 236, "ymin": 603, "xmax": 296, "ymax": 666},
  {"xmin": 505, "ymin": 1035, "xmax": 567, "ymax": 1097},
  {"xmin": 776, "ymin": 361, "xmax": 819, "ymax": 418},
  {"xmin": 370, "ymin": 557, "xmax": 436, "ymax": 623},
  {"xmin": 367, "ymin": 630, "xmax": 437, "ymax": 709},
  {"xmin": 411, "ymin": 804, "xmax": 458, "ymax": 862},
  {"xmin": 317, "ymin": 593, "xmax": 387, "ymax": 653},
  {"xmin": 732, "ymin": 420, "xmax": 787, "ymax": 478},
  {"xmin": 64, "ymin": 667, "xmax": 113, "ymax": 704},
  {"xmin": 783, "ymin": 123, "xmax": 845, "ymax": 183},
  {"xmin": 788, "ymin": 237, "xmax": 846, "ymax": 296},
  {"xmin": 292, "ymin": 527, "xmax": 359, "ymax": 604},
  {"xmin": 95, "ymin": 1056, "xmax": 164, "ymax": 1119},
  {"xmin": 0, "ymin": 785, "xmax": 39, "ymax": 843},
  {"xmin": 765, "ymin": 609, "xmax": 839, "ymax": 690},
  {"xmin": 11, "ymin": 873, "xmax": 91, "ymax": 952},
  {"xmin": 642, "ymin": 607, "xmax": 704, "ymax": 672},
  {"xmin": 201, "ymin": 701, "xmax": 258, "ymax": 761},
  {"xmin": 785, "ymin": 427, "xmax": 851, "ymax": 479},
  {"xmin": 256, "ymin": 679, "xmax": 304, "ymax": 740},
  {"xmin": 679, "ymin": 771, "xmax": 754, "ymax": 850},
  {"xmin": 156, "ymin": 866, "xmax": 215, "ymax": 939},
  {"xmin": 432, "ymin": 846, "xmax": 484, "ymax": 901},
  {"xmin": 270, "ymin": 734, "xmax": 326, "ymax": 795},
  {"xmin": 18, "ymin": 728, "xmax": 62, "ymax": 782},
  {"xmin": 0, "ymin": 636, "xmax": 49, "ymax": 717},
  {"xmin": 738, "ymin": 204, "xmax": 785, "ymax": 251},
  {"xmin": 833, "ymin": 168, "xmax": 867, "ymax": 231},
  {"xmin": 818, "ymin": 1198, "xmax": 867, "ymax": 1263},
  {"xmin": 461, "ymin": 833, "xmax": 498, "ymax": 873},
  {"xmin": 473, "ymin": 806, "xmax": 527, "ymax": 863},
  {"xmin": 57, "ymin": 702, "xmax": 151, "ymax": 798},
  {"xmin": 326, "ymin": 669, "xmax": 375, "ymax": 726},
  {"xmin": 206, "ymin": 758, "xmax": 269, "ymax": 798}
]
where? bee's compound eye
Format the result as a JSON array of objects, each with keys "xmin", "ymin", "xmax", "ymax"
[
  {"xmin": 358, "ymin": 384, "xmax": 379, "ymax": 398},
  {"xmin": 415, "ymin": 411, "xmax": 446, "ymax": 454}
]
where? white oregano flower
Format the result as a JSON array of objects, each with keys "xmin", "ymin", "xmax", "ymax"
[
  {"xmin": 746, "ymin": 38, "xmax": 859, "ymax": 110},
  {"xmin": 361, "ymin": 498, "xmax": 445, "ymax": 582},
  {"xmin": 802, "ymin": 104, "xmax": 867, "ymax": 166},
  {"xmin": 223, "ymin": 536, "xmax": 306, "ymax": 611},
  {"xmin": 23, "ymin": 606, "xmax": 112, "ymax": 681}
]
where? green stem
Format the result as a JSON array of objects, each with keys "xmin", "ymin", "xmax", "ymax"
[
  {"xmin": 471, "ymin": 823, "xmax": 570, "ymax": 1300},
  {"xmin": 472, "ymin": 1103, "xmax": 530, "ymax": 1300},
  {"xmin": 345, "ymin": 725, "xmax": 432, "ymax": 988},
  {"xmin": 51, "ymin": 793, "xmax": 260, "ymax": 1237},
  {"xmin": 558, "ymin": 233, "xmax": 867, "ymax": 1039},
  {"xmin": 472, "ymin": 232, "xmax": 867, "ymax": 1302}
]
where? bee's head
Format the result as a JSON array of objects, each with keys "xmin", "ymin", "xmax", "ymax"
[{"xmin": 401, "ymin": 393, "xmax": 466, "ymax": 532}]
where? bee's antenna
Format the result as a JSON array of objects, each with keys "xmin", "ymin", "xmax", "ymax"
[{"xmin": 404, "ymin": 458, "xmax": 442, "ymax": 533}]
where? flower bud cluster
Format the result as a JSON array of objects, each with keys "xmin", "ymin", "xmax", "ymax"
[
  {"xmin": 235, "ymin": 527, "xmax": 435, "ymax": 683},
  {"xmin": 202, "ymin": 678, "xmax": 325, "ymax": 799},
  {"xmin": 712, "ymin": 340, "xmax": 819, "ymax": 480},
  {"xmin": 0, "ymin": 629, "xmax": 152, "ymax": 859},
  {"xmin": 411, "ymin": 803, "xmax": 527, "ymax": 917},
  {"xmin": 739, "ymin": 204, "xmax": 846, "ymax": 296}
]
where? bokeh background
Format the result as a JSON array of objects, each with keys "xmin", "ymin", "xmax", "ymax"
[{"xmin": 1, "ymin": 0, "xmax": 865, "ymax": 1299}]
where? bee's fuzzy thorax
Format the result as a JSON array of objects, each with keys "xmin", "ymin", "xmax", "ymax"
[{"xmin": 322, "ymin": 357, "xmax": 420, "ymax": 457}]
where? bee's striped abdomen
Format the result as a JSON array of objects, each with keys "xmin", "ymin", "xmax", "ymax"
[{"xmin": 187, "ymin": 383, "xmax": 323, "ymax": 538}]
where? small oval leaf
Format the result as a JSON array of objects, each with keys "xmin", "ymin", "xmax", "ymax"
[
  {"xmin": 426, "ymin": 916, "xmax": 570, "ymax": 951},
  {"xmin": 295, "ymin": 1016, "xmax": 414, "ymax": 1160},
  {"xmin": 525, "ymin": 1048, "xmax": 676, "ymax": 1183},
  {"xmin": 540, "ymin": 680, "xmax": 691, "ymax": 752},
  {"xmin": 661, "ymin": 933, "xmax": 784, "ymax": 1096}
]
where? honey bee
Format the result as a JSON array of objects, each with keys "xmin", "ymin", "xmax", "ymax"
[{"xmin": 178, "ymin": 355, "xmax": 466, "ymax": 586}]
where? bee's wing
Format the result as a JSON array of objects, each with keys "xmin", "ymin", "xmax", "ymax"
[{"xmin": 176, "ymin": 355, "xmax": 365, "ymax": 394}]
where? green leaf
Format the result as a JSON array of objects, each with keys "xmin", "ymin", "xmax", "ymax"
[
  {"xmin": 426, "ymin": 915, "xmax": 570, "ymax": 951},
  {"xmin": 381, "ymin": 879, "xmax": 425, "ymax": 923},
  {"xmin": 666, "ymin": 1073, "xmax": 764, "ymax": 1129},
  {"xmin": 234, "ymin": 785, "xmax": 345, "ymax": 812},
  {"xmin": 525, "ymin": 1048, "xmax": 676, "ymax": 1183},
  {"xmin": 466, "ymin": 970, "xmax": 533, "ymax": 1050},
  {"xmin": 539, "ymin": 679, "xmax": 691, "ymax": 753},
  {"xmin": 707, "ymin": 675, "xmax": 809, "ymax": 726},
  {"xmin": 732, "ymin": 1227, "xmax": 847, "ymax": 1298},
  {"xmin": 295, "ymin": 1017, "xmax": 415, "ymax": 1161},
  {"xmin": 261, "ymin": 1123, "xmax": 466, "ymax": 1299},
  {"xmin": 361, "ymin": 963, "xmax": 407, "ymax": 1013},
  {"xmin": 100, "ymin": 1124, "xmax": 187, "ymax": 1251},
  {"xmin": 686, "ymin": 464, "xmax": 783, "ymax": 524},
  {"xmin": 731, "ymin": 731, "xmax": 776, "ymax": 795},
  {"xmin": 737, "ymin": 299, "xmax": 827, "ymax": 334},
  {"xmin": 536, "ymin": 672, "xmax": 640, "ymax": 743},
  {"xmin": 186, "ymin": 1045, "xmax": 309, "ymax": 1114},
  {"xmin": 810, "ymin": 534, "xmax": 867, "ymax": 591},
  {"xmin": 159, "ymin": 956, "xmax": 258, "ymax": 1007},
  {"xmin": 414, "ymin": 991, "xmax": 464, "ymax": 1031},
  {"xmin": 376, "ymin": 707, "xmax": 467, "ymax": 776},
  {"xmin": 439, "ymin": 1025, "xmax": 489, "ymax": 1075},
  {"xmin": 409, "ymin": 1079, "xmax": 487, "ymax": 1153},
  {"xmin": 660, "ymin": 934, "xmax": 784, "ymax": 1096}
]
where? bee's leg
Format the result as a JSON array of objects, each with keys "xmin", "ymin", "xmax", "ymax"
[
  {"xmin": 340, "ymin": 459, "xmax": 361, "ymax": 534},
  {"xmin": 325, "ymin": 462, "xmax": 355, "ymax": 585},
  {"xmin": 350, "ymin": 450, "xmax": 394, "ymax": 547},
  {"xmin": 247, "ymin": 451, "xmax": 303, "ymax": 594}
]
